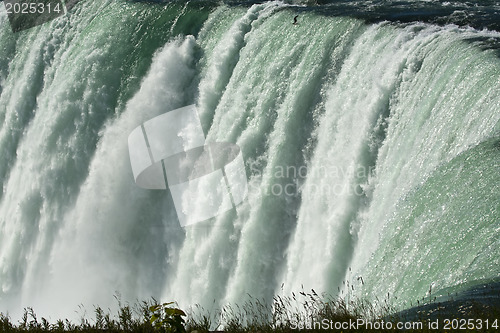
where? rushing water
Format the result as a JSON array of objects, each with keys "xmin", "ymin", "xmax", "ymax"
[{"xmin": 0, "ymin": 0, "xmax": 499, "ymax": 320}]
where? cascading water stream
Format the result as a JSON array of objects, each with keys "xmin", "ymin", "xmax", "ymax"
[{"xmin": 0, "ymin": 0, "xmax": 498, "ymax": 321}]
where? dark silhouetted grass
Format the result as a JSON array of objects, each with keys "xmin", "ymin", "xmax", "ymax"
[{"xmin": 1, "ymin": 286, "xmax": 499, "ymax": 332}]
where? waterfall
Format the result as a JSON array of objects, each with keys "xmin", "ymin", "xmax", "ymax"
[{"xmin": 0, "ymin": 0, "xmax": 498, "ymax": 320}]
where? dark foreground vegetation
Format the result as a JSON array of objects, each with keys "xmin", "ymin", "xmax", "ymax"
[{"xmin": 1, "ymin": 289, "xmax": 499, "ymax": 332}]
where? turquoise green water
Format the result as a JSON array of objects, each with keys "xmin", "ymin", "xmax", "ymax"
[
  {"xmin": 358, "ymin": 138, "xmax": 500, "ymax": 305},
  {"xmin": 0, "ymin": 0, "xmax": 498, "ymax": 319}
]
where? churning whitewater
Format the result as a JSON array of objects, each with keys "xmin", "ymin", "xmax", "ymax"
[{"xmin": 0, "ymin": 0, "xmax": 499, "ymax": 320}]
